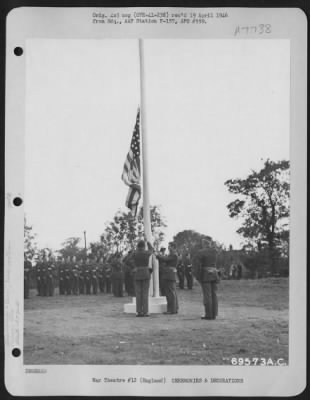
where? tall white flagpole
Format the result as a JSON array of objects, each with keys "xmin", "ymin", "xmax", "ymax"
[
  {"xmin": 139, "ymin": 39, "xmax": 160, "ymax": 298},
  {"xmin": 124, "ymin": 40, "xmax": 166, "ymax": 312}
]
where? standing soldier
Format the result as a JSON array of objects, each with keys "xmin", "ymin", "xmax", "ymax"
[
  {"xmin": 237, "ymin": 263, "xmax": 243, "ymax": 279},
  {"xmin": 184, "ymin": 252, "xmax": 193, "ymax": 290},
  {"xmin": 105, "ymin": 260, "xmax": 112, "ymax": 294},
  {"xmin": 24, "ymin": 253, "xmax": 32, "ymax": 299},
  {"xmin": 58, "ymin": 258, "xmax": 65, "ymax": 295},
  {"xmin": 111, "ymin": 254, "xmax": 124, "ymax": 297},
  {"xmin": 158, "ymin": 247, "xmax": 166, "ymax": 296},
  {"xmin": 177, "ymin": 255, "xmax": 185, "ymax": 289},
  {"xmin": 129, "ymin": 240, "xmax": 153, "ymax": 317},
  {"xmin": 35, "ymin": 256, "xmax": 42, "ymax": 296},
  {"xmin": 41, "ymin": 255, "xmax": 48, "ymax": 296},
  {"xmin": 111, "ymin": 255, "xmax": 117, "ymax": 296},
  {"xmin": 90, "ymin": 257, "xmax": 99, "ymax": 295},
  {"xmin": 98, "ymin": 257, "xmax": 106, "ymax": 293},
  {"xmin": 46, "ymin": 255, "xmax": 56, "ymax": 296},
  {"xmin": 79, "ymin": 258, "xmax": 85, "ymax": 294},
  {"xmin": 157, "ymin": 242, "xmax": 179, "ymax": 314},
  {"xmin": 64, "ymin": 256, "xmax": 72, "ymax": 295},
  {"xmin": 84, "ymin": 258, "xmax": 92, "ymax": 295},
  {"xmin": 193, "ymin": 238, "xmax": 220, "ymax": 320},
  {"xmin": 71, "ymin": 255, "xmax": 80, "ymax": 295},
  {"xmin": 123, "ymin": 251, "xmax": 135, "ymax": 296}
]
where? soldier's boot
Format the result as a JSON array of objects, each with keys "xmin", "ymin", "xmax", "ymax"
[{"xmin": 201, "ymin": 305, "xmax": 213, "ymax": 320}]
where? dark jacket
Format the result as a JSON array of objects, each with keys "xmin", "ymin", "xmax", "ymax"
[
  {"xmin": 157, "ymin": 253, "xmax": 178, "ymax": 281},
  {"xmin": 193, "ymin": 248, "xmax": 219, "ymax": 282},
  {"xmin": 130, "ymin": 249, "xmax": 152, "ymax": 280}
]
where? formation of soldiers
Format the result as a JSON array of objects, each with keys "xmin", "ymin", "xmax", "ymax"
[
  {"xmin": 24, "ymin": 253, "xmax": 138, "ymax": 299},
  {"xmin": 24, "ymin": 238, "xmax": 222, "ymax": 321}
]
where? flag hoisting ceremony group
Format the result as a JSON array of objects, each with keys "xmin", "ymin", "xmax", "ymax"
[{"xmin": 24, "ymin": 107, "xmax": 221, "ymax": 320}]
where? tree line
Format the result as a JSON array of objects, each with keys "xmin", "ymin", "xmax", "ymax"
[{"xmin": 25, "ymin": 159, "xmax": 290, "ymax": 277}]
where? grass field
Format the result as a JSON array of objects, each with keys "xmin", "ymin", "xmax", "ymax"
[{"xmin": 24, "ymin": 278, "xmax": 288, "ymax": 365}]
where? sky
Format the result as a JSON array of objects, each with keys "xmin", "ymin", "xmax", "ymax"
[{"xmin": 25, "ymin": 39, "xmax": 290, "ymax": 251}]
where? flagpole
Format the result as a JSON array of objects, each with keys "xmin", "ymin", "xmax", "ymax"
[{"xmin": 139, "ymin": 39, "xmax": 159, "ymax": 298}]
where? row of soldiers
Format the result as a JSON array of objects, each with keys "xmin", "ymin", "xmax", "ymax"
[{"xmin": 24, "ymin": 254, "xmax": 137, "ymax": 299}]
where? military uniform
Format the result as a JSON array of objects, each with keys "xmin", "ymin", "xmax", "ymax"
[
  {"xmin": 111, "ymin": 257, "xmax": 124, "ymax": 297},
  {"xmin": 157, "ymin": 252, "xmax": 178, "ymax": 314},
  {"xmin": 90, "ymin": 261, "xmax": 99, "ymax": 295},
  {"xmin": 158, "ymin": 250, "xmax": 166, "ymax": 296},
  {"xmin": 98, "ymin": 260, "xmax": 106, "ymax": 293},
  {"xmin": 46, "ymin": 260, "xmax": 55, "ymax": 296},
  {"xmin": 35, "ymin": 261, "xmax": 42, "ymax": 296},
  {"xmin": 129, "ymin": 243, "xmax": 153, "ymax": 316},
  {"xmin": 105, "ymin": 264, "xmax": 112, "ymax": 293},
  {"xmin": 193, "ymin": 246, "xmax": 219, "ymax": 319},
  {"xmin": 24, "ymin": 259, "xmax": 32, "ymax": 299},
  {"xmin": 184, "ymin": 254, "xmax": 193, "ymax": 289},
  {"xmin": 123, "ymin": 253, "xmax": 135, "ymax": 296},
  {"xmin": 40, "ymin": 260, "xmax": 49, "ymax": 296},
  {"xmin": 71, "ymin": 261, "xmax": 80, "ymax": 295},
  {"xmin": 83, "ymin": 261, "xmax": 91, "ymax": 294},
  {"xmin": 177, "ymin": 257, "xmax": 185, "ymax": 289},
  {"xmin": 79, "ymin": 261, "xmax": 85, "ymax": 294},
  {"xmin": 58, "ymin": 260, "xmax": 65, "ymax": 295},
  {"xmin": 64, "ymin": 260, "xmax": 72, "ymax": 295}
]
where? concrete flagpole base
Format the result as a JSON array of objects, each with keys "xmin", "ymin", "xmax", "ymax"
[{"xmin": 124, "ymin": 296, "xmax": 167, "ymax": 314}]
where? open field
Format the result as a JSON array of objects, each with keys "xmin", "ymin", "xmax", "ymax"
[{"xmin": 24, "ymin": 278, "xmax": 288, "ymax": 365}]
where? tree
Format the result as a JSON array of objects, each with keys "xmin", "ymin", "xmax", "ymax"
[
  {"xmin": 225, "ymin": 159, "xmax": 290, "ymax": 270},
  {"xmin": 58, "ymin": 237, "xmax": 84, "ymax": 259},
  {"xmin": 138, "ymin": 205, "xmax": 167, "ymax": 251},
  {"xmin": 24, "ymin": 217, "xmax": 37, "ymax": 261},
  {"xmin": 92, "ymin": 205, "xmax": 167, "ymax": 257},
  {"xmin": 172, "ymin": 230, "xmax": 213, "ymax": 255}
]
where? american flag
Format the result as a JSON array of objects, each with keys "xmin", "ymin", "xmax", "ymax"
[{"xmin": 121, "ymin": 109, "xmax": 141, "ymax": 217}]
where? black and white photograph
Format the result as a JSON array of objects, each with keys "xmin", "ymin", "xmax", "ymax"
[{"xmin": 4, "ymin": 7, "xmax": 306, "ymax": 397}]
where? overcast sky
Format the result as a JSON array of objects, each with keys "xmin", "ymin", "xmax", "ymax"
[{"xmin": 25, "ymin": 39, "xmax": 290, "ymax": 251}]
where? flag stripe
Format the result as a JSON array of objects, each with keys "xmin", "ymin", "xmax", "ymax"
[{"xmin": 121, "ymin": 109, "xmax": 141, "ymax": 217}]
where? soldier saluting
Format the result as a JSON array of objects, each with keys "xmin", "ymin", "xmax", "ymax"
[
  {"xmin": 193, "ymin": 238, "xmax": 220, "ymax": 320},
  {"xmin": 156, "ymin": 242, "xmax": 178, "ymax": 315}
]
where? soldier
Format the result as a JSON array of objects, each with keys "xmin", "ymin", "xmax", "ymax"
[
  {"xmin": 64, "ymin": 256, "xmax": 72, "ymax": 295},
  {"xmin": 71, "ymin": 255, "xmax": 80, "ymax": 295},
  {"xmin": 158, "ymin": 247, "xmax": 166, "ymax": 296},
  {"xmin": 79, "ymin": 258, "xmax": 85, "ymax": 294},
  {"xmin": 105, "ymin": 260, "xmax": 112, "ymax": 294},
  {"xmin": 35, "ymin": 256, "xmax": 42, "ymax": 296},
  {"xmin": 90, "ymin": 257, "xmax": 99, "ymax": 295},
  {"xmin": 58, "ymin": 258, "xmax": 65, "ymax": 295},
  {"xmin": 237, "ymin": 263, "xmax": 243, "ymax": 279},
  {"xmin": 40, "ymin": 256, "xmax": 49, "ymax": 296},
  {"xmin": 84, "ymin": 258, "xmax": 92, "ymax": 295},
  {"xmin": 128, "ymin": 240, "xmax": 153, "ymax": 317},
  {"xmin": 24, "ymin": 254, "xmax": 32, "ymax": 299},
  {"xmin": 123, "ymin": 251, "xmax": 135, "ymax": 296},
  {"xmin": 156, "ymin": 242, "xmax": 178, "ymax": 314},
  {"xmin": 97, "ymin": 257, "xmax": 104, "ymax": 293},
  {"xmin": 177, "ymin": 255, "xmax": 185, "ymax": 289},
  {"xmin": 46, "ymin": 255, "xmax": 56, "ymax": 296},
  {"xmin": 111, "ymin": 254, "xmax": 124, "ymax": 297},
  {"xmin": 184, "ymin": 252, "xmax": 193, "ymax": 289},
  {"xmin": 193, "ymin": 238, "xmax": 220, "ymax": 320}
]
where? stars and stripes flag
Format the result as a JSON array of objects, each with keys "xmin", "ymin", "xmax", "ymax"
[{"xmin": 121, "ymin": 109, "xmax": 141, "ymax": 217}]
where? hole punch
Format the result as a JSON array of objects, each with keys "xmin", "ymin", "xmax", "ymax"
[
  {"xmin": 13, "ymin": 197, "xmax": 23, "ymax": 206},
  {"xmin": 12, "ymin": 348, "xmax": 21, "ymax": 357},
  {"xmin": 14, "ymin": 47, "xmax": 23, "ymax": 56}
]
